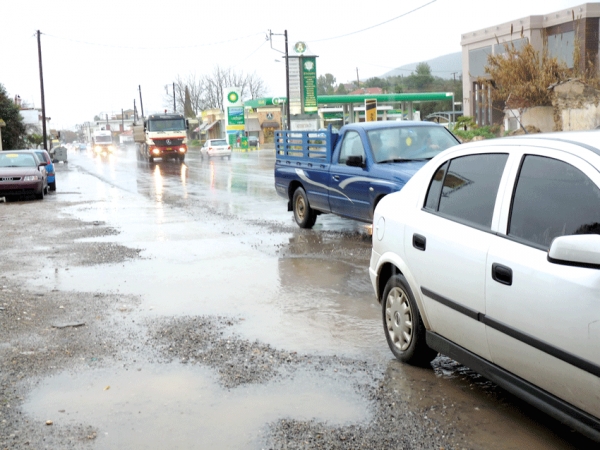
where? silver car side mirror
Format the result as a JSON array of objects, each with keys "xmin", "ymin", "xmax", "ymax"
[{"xmin": 547, "ymin": 234, "xmax": 600, "ymax": 269}]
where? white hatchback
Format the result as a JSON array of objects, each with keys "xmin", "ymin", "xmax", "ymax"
[
  {"xmin": 200, "ymin": 139, "xmax": 232, "ymax": 159},
  {"xmin": 369, "ymin": 131, "xmax": 600, "ymax": 441}
]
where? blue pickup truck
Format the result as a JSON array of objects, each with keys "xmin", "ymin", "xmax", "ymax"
[{"xmin": 275, "ymin": 121, "xmax": 460, "ymax": 228}]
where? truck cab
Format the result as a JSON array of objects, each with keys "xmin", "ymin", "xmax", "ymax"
[{"xmin": 135, "ymin": 113, "xmax": 189, "ymax": 163}]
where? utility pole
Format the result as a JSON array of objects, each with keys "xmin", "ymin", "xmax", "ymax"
[
  {"xmin": 138, "ymin": 85, "xmax": 144, "ymax": 118},
  {"xmin": 269, "ymin": 29, "xmax": 291, "ymax": 130},
  {"xmin": 121, "ymin": 108, "xmax": 124, "ymax": 131},
  {"xmin": 37, "ymin": 30, "xmax": 48, "ymax": 151},
  {"xmin": 284, "ymin": 30, "xmax": 290, "ymax": 130},
  {"xmin": 133, "ymin": 99, "xmax": 137, "ymax": 122},
  {"xmin": 173, "ymin": 82, "xmax": 176, "ymax": 113},
  {"xmin": 356, "ymin": 67, "xmax": 360, "ymax": 89}
]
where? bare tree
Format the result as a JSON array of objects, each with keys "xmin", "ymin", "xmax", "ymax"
[
  {"xmin": 163, "ymin": 73, "xmax": 206, "ymax": 115},
  {"xmin": 245, "ymin": 72, "xmax": 267, "ymax": 100},
  {"xmin": 201, "ymin": 66, "xmax": 268, "ymax": 110},
  {"xmin": 166, "ymin": 67, "xmax": 268, "ymax": 114}
]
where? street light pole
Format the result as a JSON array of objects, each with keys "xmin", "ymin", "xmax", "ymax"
[{"xmin": 173, "ymin": 82, "xmax": 176, "ymax": 113}]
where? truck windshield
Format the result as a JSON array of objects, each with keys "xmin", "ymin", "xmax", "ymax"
[
  {"xmin": 368, "ymin": 126, "xmax": 459, "ymax": 163},
  {"xmin": 95, "ymin": 136, "xmax": 112, "ymax": 143},
  {"xmin": 148, "ymin": 119, "xmax": 186, "ymax": 132}
]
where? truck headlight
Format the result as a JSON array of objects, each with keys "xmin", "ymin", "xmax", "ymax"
[{"xmin": 152, "ymin": 148, "xmax": 161, "ymax": 155}]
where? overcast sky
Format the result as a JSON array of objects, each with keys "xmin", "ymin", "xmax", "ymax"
[{"xmin": 0, "ymin": 0, "xmax": 587, "ymax": 129}]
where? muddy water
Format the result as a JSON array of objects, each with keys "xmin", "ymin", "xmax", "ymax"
[
  {"xmin": 385, "ymin": 361, "xmax": 583, "ymax": 449},
  {"xmin": 23, "ymin": 364, "xmax": 370, "ymax": 449},
  {"xmin": 19, "ymin": 150, "xmax": 591, "ymax": 448}
]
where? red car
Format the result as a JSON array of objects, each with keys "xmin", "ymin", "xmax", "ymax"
[{"xmin": 0, "ymin": 151, "xmax": 48, "ymax": 200}]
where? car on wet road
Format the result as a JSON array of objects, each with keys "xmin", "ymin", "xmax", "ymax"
[
  {"xmin": 0, "ymin": 150, "xmax": 48, "ymax": 200},
  {"xmin": 200, "ymin": 139, "xmax": 232, "ymax": 159},
  {"xmin": 33, "ymin": 149, "xmax": 56, "ymax": 191},
  {"xmin": 369, "ymin": 131, "xmax": 600, "ymax": 441}
]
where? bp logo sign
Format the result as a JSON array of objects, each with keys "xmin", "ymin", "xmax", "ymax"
[
  {"xmin": 227, "ymin": 91, "xmax": 239, "ymax": 104},
  {"xmin": 294, "ymin": 41, "xmax": 306, "ymax": 54}
]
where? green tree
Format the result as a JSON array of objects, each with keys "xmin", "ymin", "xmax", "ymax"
[
  {"xmin": 26, "ymin": 133, "xmax": 44, "ymax": 147},
  {"xmin": 405, "ymin": 62, "xmax": 434, "ymax": 90},
  {"xmin": 0, "ymin": 84, "xmax": 26, "ymax": 149},
  {"xmin": 335, "ymin": 83, "xmax": 348, "ymax": 95},
  {"xmin": 317, "ymin": 73, "xmax": 336, "ymax": 95}
]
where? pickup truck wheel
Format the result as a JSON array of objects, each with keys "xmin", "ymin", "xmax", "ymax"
[
  {"xmin": 292, "ymin": 187, "xmax": 317, "ymax": 229},
  {"xmin": 382, "ymin": 274, "xmax": 437, "ymax": 367}
]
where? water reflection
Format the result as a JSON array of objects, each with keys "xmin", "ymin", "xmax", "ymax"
[
  {"xmin": 180, "ymin": 163, "xmax": 188, "ymax": 198},
  {"xmin": 153, "ymin": 164, "xmax": 163, "ymax": 203}
]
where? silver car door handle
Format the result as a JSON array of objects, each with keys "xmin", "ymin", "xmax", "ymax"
[{"xmin": 332, "ymin": 175, "xmax": 340, "ymax": 181}]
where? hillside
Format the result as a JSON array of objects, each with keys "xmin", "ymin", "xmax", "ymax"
[{"xmin": 382, "ymin": 52, "xmax": 462, "ymax": 80}]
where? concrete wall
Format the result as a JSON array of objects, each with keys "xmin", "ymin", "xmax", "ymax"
[
  {"xmin": 552, "ymin": 79, "xmax": 600, "ymax": 131},
  {"xmin": 504, "ymin": 106, "xmax": 554, "ymax": 133},
  {"xmin": 522, "ymin": 106, "xmax": 555, "ymax": 132},
  {"xmin": 560, "ymin": 103, "xmax": 600, "ymax": 131}
]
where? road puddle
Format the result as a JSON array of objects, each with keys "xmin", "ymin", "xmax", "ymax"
[
  {"xmin": 22, "ymin": 364, "xmax": 370, "ymax": 449},
  {"xmin": 384, "ymin": 360, "xmax": 584, "ymax": 449}
]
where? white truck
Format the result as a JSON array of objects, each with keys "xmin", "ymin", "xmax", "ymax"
[
  {"xmin": 133, "ymin": 113, "xmax": 189, "ymax": 163},
  {"xmin": 92, "ymin": 129, "xmax": 114, "ymax": 153}
]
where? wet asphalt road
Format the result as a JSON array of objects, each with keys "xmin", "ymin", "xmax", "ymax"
[{"xmin": 0, "ymin": 145, "xmax": 595, "ymax": 449}]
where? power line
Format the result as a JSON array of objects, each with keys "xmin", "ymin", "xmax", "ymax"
[
  {"xmin": 234, "ymin": 39, "xmax": 269, "ymax": 67},
  {"xmin": 307, "ymin": 0, "xmax": 438, "ymax": 43},
  {"xmin": 41, "ymin": 31, "xmax": 265, "ymax": 50}
]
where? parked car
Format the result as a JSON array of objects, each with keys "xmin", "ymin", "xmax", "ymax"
[
  {"xmin": 248, "ymin": 135, "xmax": 259, "ymax": 147},
  {"xmin": 200, "ymin": 139, "xmax": 232, "ymax": 159},
  {"xmin": 369, "ymin": 131, "xmax": 600, "ymax": 441},
  {"xmin": 0, "ymin": 150, "xmax": 48, "ymax": 200},
  {"xmin": 33, "ymin": 149, "xmax": 56, "ymax": 191}
]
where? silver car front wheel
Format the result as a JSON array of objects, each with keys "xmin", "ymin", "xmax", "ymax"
[{"xmin": 382, "ymin": 274, "xmax": 437, "ymax": 366}]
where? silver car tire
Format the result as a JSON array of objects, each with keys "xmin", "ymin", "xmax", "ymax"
[{"xmin": 382, "ymin": 274, "xmax": 437, "ymax": 366}]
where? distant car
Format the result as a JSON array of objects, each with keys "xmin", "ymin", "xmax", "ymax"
[
  {"xmin": 370, "ymin": 131, "xmax": 600, "ymax": 441},
  {"xmin": 248, "ymin": 136, "xmax": 259, "ymax": 147},
  {"xmin": 33, "ymin": 149, "xmax": 56, "ymax": 191},
  {"xmin": 200, "ymin": 139, "xmax": 232, "ymax": 159},
  {"xmin": 0, "ymin": 150, "xmax": 48, "ymax": 200},
  {"xmin": 79, "ymin": 143, "xmax": 87, "ymax": 152}
]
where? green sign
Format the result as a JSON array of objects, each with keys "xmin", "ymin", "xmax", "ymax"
[
  {"xmin": 302, "ymin": 57, "xmax": 317, "ymax": 113},
  {"xmin": 227, "ymin": 106, "xmax": 245, "ymax": 130}
]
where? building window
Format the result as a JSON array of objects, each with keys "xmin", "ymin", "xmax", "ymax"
[
  {"xmin": 493, "ymin": 37, "xmax": 529, "ymax": 55},
  {"xmin": 547, "ymin": 31, "xmax": 575, "ymax": 68},
  {"xmin": 469, "ymin": 46, "xmax": 492, "ymax": 78},
  {"xmin": 472, "ymin": 82, "xmax": 493, "ymax": 126}
]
